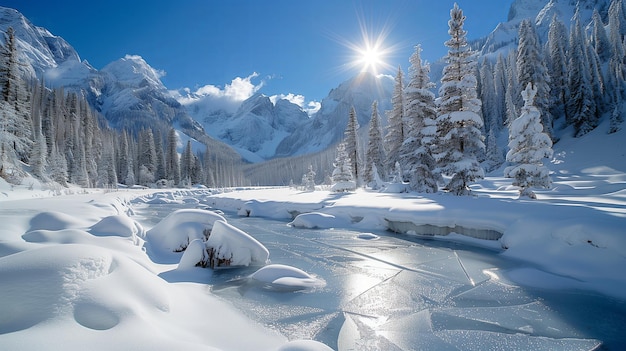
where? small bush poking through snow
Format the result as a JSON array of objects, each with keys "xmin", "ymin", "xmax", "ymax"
[{"xmin": 204, "ymin": 220, "xmax": 270, "ymax": 269}]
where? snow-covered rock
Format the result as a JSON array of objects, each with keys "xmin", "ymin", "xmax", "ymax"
[
  {"xmin": 205, "ymin": 220, "xmax": 269, "ymax": 268},
  {"xmin": 177, "ymin": 239, "xmax": 208, "ymax": 270},
  {"xmin": 146, "ymin": 209, "xmax": 225, "ymax": 254},
  {"xmin": 290, "ymin": 212, "xmax": 343, "ymax": 229},
  {"xmin": 249, "ymin": 264, "xmax": 325, "ymax": 290}
]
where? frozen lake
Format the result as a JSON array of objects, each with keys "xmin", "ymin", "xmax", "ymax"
[{"xmin": 136, "ymin": 203, "xmax": 626, "ymax": 350}]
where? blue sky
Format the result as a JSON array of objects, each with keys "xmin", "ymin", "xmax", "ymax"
[{"xmin": 5, "ymin": 0, "xmax": 513, "ymax": 105}]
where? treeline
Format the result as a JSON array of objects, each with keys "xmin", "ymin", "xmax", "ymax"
[
  {"xmin": 248, "ymin": 1, "xmax": 626, "ymax": 195},
  {"xmin": 0, "ymin": 27, "xmax": 245, "ymax": 188}
]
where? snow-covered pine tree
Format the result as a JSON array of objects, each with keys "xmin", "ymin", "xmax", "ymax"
[
  {"xmin": 433, "ymin": 3, "xmax": 484, "ymax": 196},
  {"xmin": 48, "ymin": 144, "xmax": 68, "ymax": 185},
  {"xmin": 586, "ymin": 42, "xmax": 606, "ymax": 117},
  {"xmin": 153, "ymin": 131, "xmax": 166, "ymax": 181},
  {"xmin": 517, "ymin": 19, "xmax": 553, "ymax": 140},
  {"xmin": 608, "ymin": 54, "xmax": 625, "ymax": 133},
  {"xmin": 166, "ymin": 128, "xmax": 181, "ymax": 185},
  {"xmin": 344, "ymin": 106, "xmax": 360, "ymax": 186},
  {"xmin": 505, "ymin": 83, "xmax": 553, "ymax": 199},
  {"xmin": 364, "ymin": 101, "xmax": 385, "ymax": 187},
  {"xmin": 0, "ymin": 26, "xmax": 32, "ymax": 177},
  {"xmin": 180, "ymin": 139, "xmax": 193, "ymax": 186},
  {"xmin": 592, "ymin": 9, "xmax": 611, "ymax": 62},
  {"xmin": 400, "ymin": 45, "xmax": 438, "ymax": 193},
  {"xmin": 384, "ymin": 67, "xmax": 405, "ymax": 174},
  {"xmin": 479, "ymin": 58, "xmax": 497, "ymax": 134},
  {"xmin": 493, "ymin": 54, "xmax": 507, "ymax": 130},
  {"xmin": 331, "ymin": 142, "xmax": 355, "ymax": 192},
  {"xmin": 609, "ymin": 0, "xmax": 626, "ymax": 62},
  {"xmin": 546, "ymin": 14, "xmax": 569, "ymax": 123},
  {"xmin": 304, "ymin": 164, "xmax": 316, "ymax": 191},
  {"xmin": 138, "ymin": 128, "xmax": 157, "ymax": 185},
  {"xmin": 567, "ymin": 9, "xmax": 597, "ymax": 137}
]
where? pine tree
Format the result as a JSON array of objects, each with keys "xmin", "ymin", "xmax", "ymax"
[
  {"xmin": 609, "ymin": 0, "xmax": 626, "ymax": 62},
  {"xmin": 546, "ymin": 15, "xmax": 569, "ymax": 123},
  {"xmin": 344, "ymin": 106, "xmax": 360, "ymax": 186},
  {"xmin": 364, "ymin": 101, "xmax": 385, "ymax": 187},
  {"xmin": 517, "ymin": 19, "xmax": 553, "ymax": 140},
  {"xmin": 592, "ymin": 9, "xmax": 611, "ymax": 62},
  {"xmin": 331, "ymin": 142, "xmax": 355, "ymax": 192},
  {"xmin": 384, "ymin": 67, "xmax": 405, "ymax": 174},
  {"xmin": 567, "ymin": 10, "xmax": 597, "ymax": 137},
  {"xmin": 493, "ymin": 54, "xmax": 507, "ymax": 130},
  {"xmin": 166, "ymin": 128, "xmax": 181, "ymax": 185},
  {"xmin": 138, "ymin": 128, "xmax": 157, "ymax": 185},
  {"xmin": 48, "ymin": 144, "xmax": 68, "ymax": 185},
  {"xmin": 304, "ymin": 164, "xmax": 316, "ymax": 191},
  {"xmin": 401, "ymin": 45, "xmax": 438, "ymax": 193},
  {"xmin": 504, "ymin": 83, "xmax": 553, "ymax": 199},
  {"xmin": 433, "ymin": 3, "xmax": 484, "ymax": 196},
  {"xmin": 0, "ymin": 26, "xmax": 32, "ymax": 174},
  {"xmin": 181, "ymin": 139, "xmax": 194, "ymax": 186}
]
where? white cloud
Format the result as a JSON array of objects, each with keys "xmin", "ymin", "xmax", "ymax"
[
  {"xmin": 175, "ymin": 72, "xmax": 264, "ymax": 113},
  {"xmin": 270, "ymin": 93, "xmax": 321, "ymax": 116}
]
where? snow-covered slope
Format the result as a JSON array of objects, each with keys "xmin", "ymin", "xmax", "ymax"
[
  {"xmin": 190, "ymin": 93, "xmax": 309, "ymax": 162},
  {"xmin": 275, "ymin": 72, "xmax": 394, "ymax": 157},
  {"xmin": 0, "ymin": 7, "xmax": 86, "ymax": 79},
  {"xmin": 0, "ymin": 6, "xmax": 241, "ymax": 162},
  {"xmin": 477, "ymin": 0, "xmax": 611, "ymax": 57}
]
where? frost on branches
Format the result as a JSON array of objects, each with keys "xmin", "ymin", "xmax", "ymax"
[
  {"xmin": 505, "ymin": 83, "xmax": 553, "ymax": 199},
  {"xmin": 331, "ymin": 142, "xmax": 356, "ymax": 192},
  {"xmin": 433, "ymin": 3, "xmax": 485, "ymax": 196}
]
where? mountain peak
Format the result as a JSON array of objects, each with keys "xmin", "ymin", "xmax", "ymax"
[{"xmin": 101, "ymin": 54, "xmax": 166, "ymax": 89}]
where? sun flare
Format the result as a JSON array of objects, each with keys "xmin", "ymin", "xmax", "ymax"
[{"xmin": 357, "ymin": 44, "xmax": 385, "ymax": 73}]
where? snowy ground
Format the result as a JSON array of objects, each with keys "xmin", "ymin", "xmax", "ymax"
[{"xmin": 0, "ymin": 121, "xmax": 624, "ymax": 350}]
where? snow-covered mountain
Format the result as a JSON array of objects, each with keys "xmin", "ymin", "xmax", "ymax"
[
  {"xmin": 476, "ymin": 0, "xmax": 611, "ymax": 57},
  {"xmin": 0, "ymin": 6, "xmax": 240, "ymax": 161},
  {"xmin": 275, "ymin": 72, "xmax": 394, "ymax": 158},
  {"xmin": 183, "ymin": 92, "xmax": 309, "ymax": 162}
]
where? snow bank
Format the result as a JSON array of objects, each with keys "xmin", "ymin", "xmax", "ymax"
[
  {"xmin": 205, "ymin": 220, "xmax": 269, "ymax": 268},
  {"xmin": 249, "ymin": 264, "xmax": 325, "ymax": 290},
  {"xmin": 0, "ymin": 244, "xmax": 169, "ymax": 334},
  {"xmin": 290, "ymin": 212, "xmax": 343, "ymax": 229},
  {"xmin": 146, "ymin": 209, "xmax": 225, "ymax": 253}
]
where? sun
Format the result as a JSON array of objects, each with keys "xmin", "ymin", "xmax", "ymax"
[{"xmin": 357, "ymin": 43, "xmax": 385, "ymax": 73}]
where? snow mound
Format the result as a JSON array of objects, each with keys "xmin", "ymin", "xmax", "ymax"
[
  {"xmin": 22, "ymin": 228, "xmax": 93, "ymax": 244},
  {"xmin": 205, "ymin": 220, "xmax": 269, "ymax": 268},
  {"xmin": 356, "ymin": 233, "xmax": 379, "ymax": 240},
  {"xmin": 28, "ymin": 211, "xmax": 87, "ymax": 231},
  {"xmin": 250, "ymin": 264, "xmax": 325, "ymax": 290},
  {"xmin": 0, "ymin": 244, "xmax": 169, "ymax": 334},
  {"xmin": 275, "ymin": 339, "xmax": 334, "ymax": 351},
  {"xmin": 90, "ymin": 215, "xmax": 145, "ymax": 240},
  {"xmin": 146, "ymin": 209, "xmax": 226, "ymax": 253},
  {"xmin": 290, "ymin": 212, "xmax": 338, "ymax": 229}
]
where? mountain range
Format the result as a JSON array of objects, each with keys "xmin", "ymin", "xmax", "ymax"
[{"xmin": 0, "ymin": 0, "xmax": 615, "ymax": 163}]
